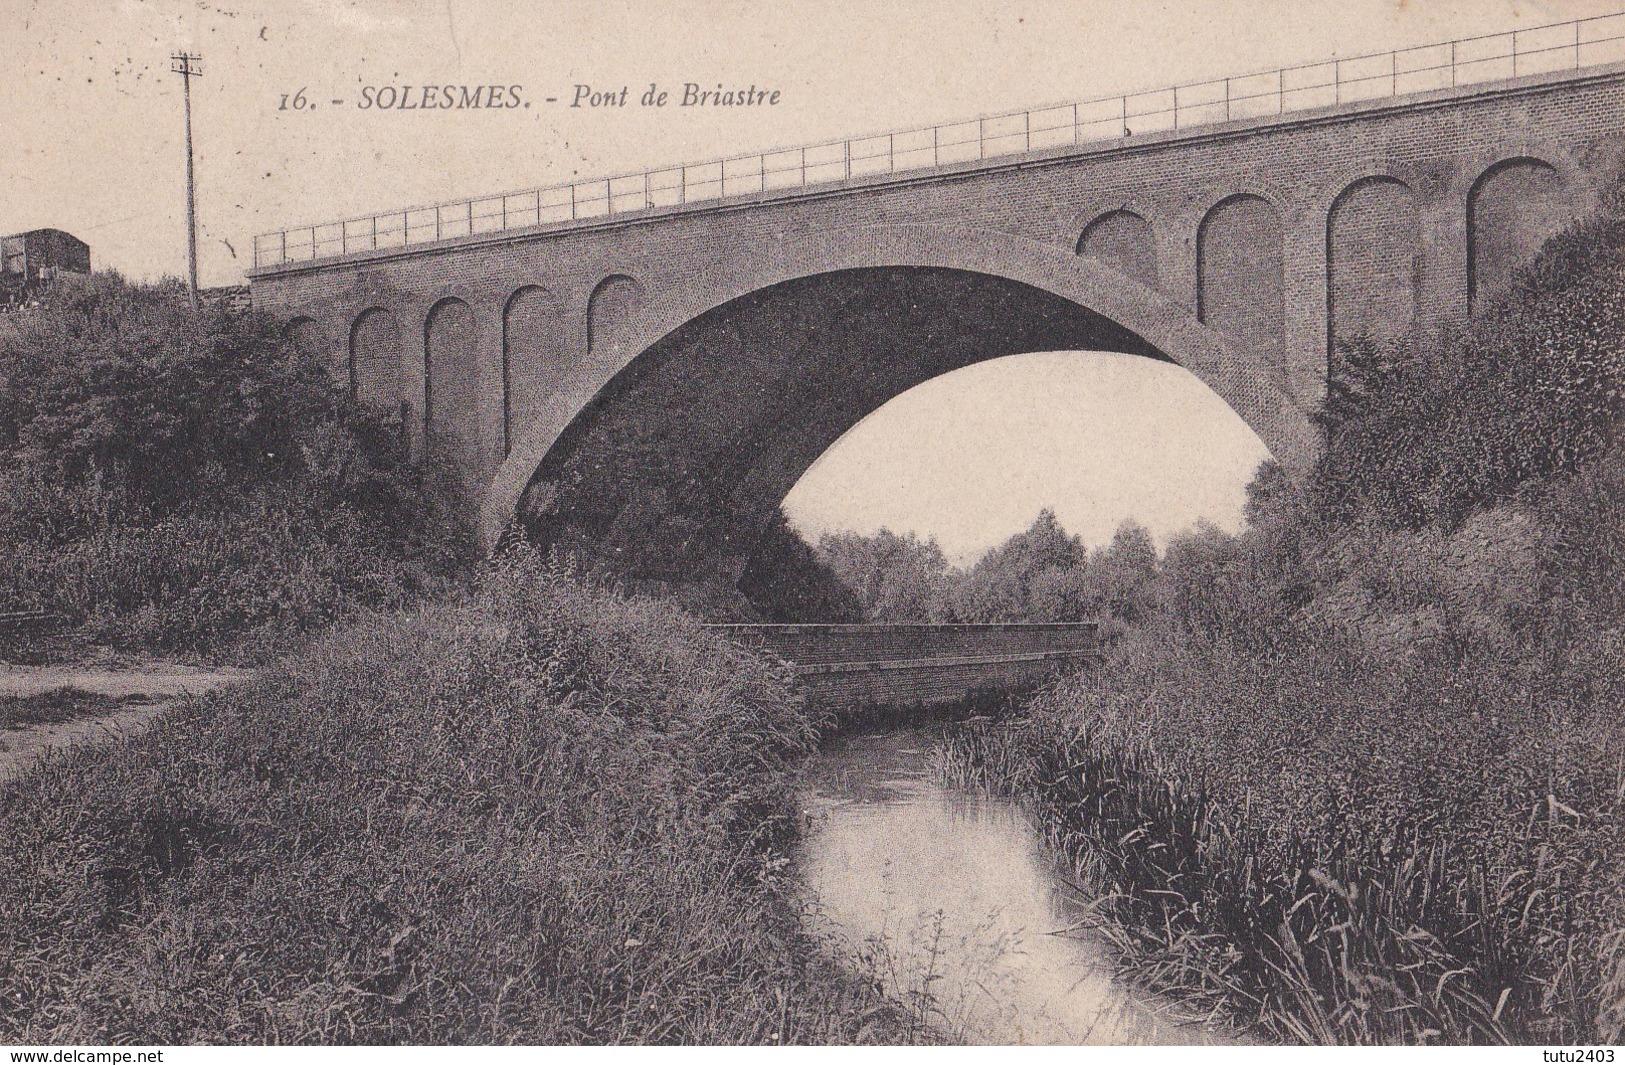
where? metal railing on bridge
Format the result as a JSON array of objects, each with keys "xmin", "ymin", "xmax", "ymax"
[{"xmin": 253, "ymin": 11, "xmax": 1625, "ymax": 270}]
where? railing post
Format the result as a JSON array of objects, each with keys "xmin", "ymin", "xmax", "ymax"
[{"xmin": 259, "ymin": 19, "xmax": 1609, "ymax": 260}]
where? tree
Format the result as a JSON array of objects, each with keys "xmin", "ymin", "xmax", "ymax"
[
  {"xmin": 949, "ymin": 509, "xmax": 1089, "ymax": 622},
  {"xmin": 816, "ymin": 527, "xmax": 951, "ymax": 622},
  {"xmin": 0, "ymin": 273, "xmax": 473, "ymax": 655},
  {"xmin": 1085, "ymin": 519, "xmax": 1160, "ymax": 625},
  {"xmin": 738, "ymin": 509, "xmax": 865, "ymax": 622}
]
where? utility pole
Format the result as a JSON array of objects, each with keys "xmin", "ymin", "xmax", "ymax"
[{"xmin": 171, "ymin": 52, "xmax": 203, "ymax": 312}]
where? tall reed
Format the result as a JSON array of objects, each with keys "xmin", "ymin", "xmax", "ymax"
[{"xmin": 941, "ymin": 630, "xmax": 1623, "ymax": 1044}]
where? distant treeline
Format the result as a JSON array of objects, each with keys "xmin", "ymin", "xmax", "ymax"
[{"xmin": 807, "ymin": 510, "xmax": 1161, "ymax": 637}]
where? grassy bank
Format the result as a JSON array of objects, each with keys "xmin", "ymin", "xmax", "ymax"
[
  {"xmin": 942, "ymin": 180, "xmax": 1625, "ymax": 1045},
  {"xmin": 0, "ymin": 557, "xmax": 906, "ymax": 1044}
]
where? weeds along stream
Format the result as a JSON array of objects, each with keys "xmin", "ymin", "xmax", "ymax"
[{"xmin": 795, "ymin": 726, "xmax": 1238, "ymax": 1045}]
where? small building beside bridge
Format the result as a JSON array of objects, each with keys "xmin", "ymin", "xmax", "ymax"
[{"xmin": 1, "ymin": 229, "xmax": 91, "ymax": 311}]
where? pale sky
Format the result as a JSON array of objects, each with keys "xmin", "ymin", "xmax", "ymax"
[
  {"xmin": 783, "ymin": 352, "xmax": 1273, "ymax": 564},
  {"xmin": 4, "ymin": 0, "xmax": 1611, "ymax": 556}
]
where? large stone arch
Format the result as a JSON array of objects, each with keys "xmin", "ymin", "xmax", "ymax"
[{"xmin": 478, "ymin": 223, "xmax": 1315, "ymax": 547}]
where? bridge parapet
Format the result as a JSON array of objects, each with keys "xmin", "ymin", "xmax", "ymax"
[
  {"xmin": 252, "ymin": 11, "xmax": 1625, "ymax": 271},
  {"xmin": 706, "ymin": 622, "xmax": 1099, "ymax": 707}
]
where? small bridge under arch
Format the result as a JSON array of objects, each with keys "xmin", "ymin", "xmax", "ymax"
[{"xmin": 707, "ymin": 622, "xmax": 1101, "ymax": 707}]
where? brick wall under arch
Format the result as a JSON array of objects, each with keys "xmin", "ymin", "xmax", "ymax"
[
  {"xmin": 424, "ymin": 297, "xmax": 486, "ymax": 472},
  {"xmin": 1076, "ymin": 209, "xmax": 1159, "ymax": 290},
  {"xmin": 348, "ymin": 307, "xmax": 402, "ymax": 408},
  {"xmin": 1197, "ymin": 194, "xmax": 1285, "ymax": 378},
  {"xmin": 586, "ymin": 274, "xmax": 645, "ymax": 352},
  {"xmin": 1468, "ymin": 157, "xmax": 1569, "ymax": 310},
  {"xmin": 503, "ymin": 285, "xmax": 566, "ymax": 457},
  {"xmin": 1327, "ymin": 176, "xmax": 1421, "ymax": 357}
]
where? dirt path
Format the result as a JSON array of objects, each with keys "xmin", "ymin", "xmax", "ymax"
[
  {"xmin": 0, "ymin": 663, "xmax": 246, "ymax": 699},
  {"xmin": 0, "ymin": 664, "xmax": 248, "ymax": 784}
]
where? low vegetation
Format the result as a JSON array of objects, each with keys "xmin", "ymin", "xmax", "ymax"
[
  {"xmin": 0, "ymin": 556, "xmax": 907, "ymax": 1044},
  {"xmin": 942, "ymin": 178, "xmax": 1625, "ymax": 1043},
  {"xmin": 0, "ymin": 274, "xmax": 474, "ymax": 662},
  {"xmin": 0, "ymin": 687, "xmax": 142, "ymax": 731}
]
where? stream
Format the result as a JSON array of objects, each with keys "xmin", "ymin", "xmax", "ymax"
[{"xmin": 797, "ymin": 727, "xmax": 1235, "ymax": 1045}]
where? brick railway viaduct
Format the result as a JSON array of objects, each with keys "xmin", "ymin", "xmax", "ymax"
[{"xmin": 249, "ymin": 41, "xmax": 1625, "ymax": 590}]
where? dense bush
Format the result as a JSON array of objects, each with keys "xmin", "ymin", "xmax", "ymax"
[
  {"xmin": 0, "ymin": 558, "xmax": 905, "ymax": 1044},
  {"xmin": 0, "ymin": 275, "xmax": 473, "ymax": 659},
  {"xmin": 1311, "ymin": 178, "xmax": 1625, "ymax": 529},
  {"xmin": 944, "ymin": 179, "xmax": 1625, "ymax": 1043},
  {"xmin": 817, "ymin": 512, "xmax": 1159, "ymax": 632}
]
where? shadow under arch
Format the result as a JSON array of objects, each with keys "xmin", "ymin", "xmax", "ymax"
[
  {"xmin": 510, "ymin": 272, "xmax": 1303, "ymax": 584},
  {"xmin": 480, "ymin": 224, "xmax": 1315, "ymax": 555}
]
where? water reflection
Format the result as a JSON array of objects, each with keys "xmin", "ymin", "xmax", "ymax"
[{"xmin": 797, "ymin": 728, "xmax": 1231, "ymax": 1045}]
